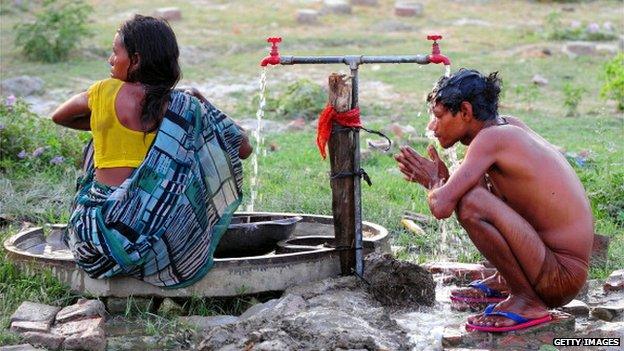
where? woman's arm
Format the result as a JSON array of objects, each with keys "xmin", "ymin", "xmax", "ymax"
[{"xmin": 51, "ymin": 92, "xmax": 91, "ymax": 131}]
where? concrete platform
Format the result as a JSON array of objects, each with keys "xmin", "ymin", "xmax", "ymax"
[{"xmin": 4, "ymin": 212, "xmax": 389, "ymax": 297}]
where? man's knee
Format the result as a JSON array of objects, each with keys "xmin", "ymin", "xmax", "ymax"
[{"xmin": 456, "ymin": 187, "xmax": 490, "ymax": 224}]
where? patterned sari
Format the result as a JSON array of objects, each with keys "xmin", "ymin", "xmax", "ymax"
[{"xmin": 64, "ymin": 91, "xmax": 244, "ymax": 288}]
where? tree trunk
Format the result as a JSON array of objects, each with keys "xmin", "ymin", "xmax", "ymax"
[{"xmin": 327, "ymin": 73, "xmax": 355, "ymax": 275}]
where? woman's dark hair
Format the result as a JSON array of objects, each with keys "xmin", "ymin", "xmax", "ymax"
[
  {"xmin": 427, "ymin": 68, "xmax": 502, "ymax": 121},
  {"xmin": 119, "ymin": 15, "xmax": 181, "ymax": 132}
]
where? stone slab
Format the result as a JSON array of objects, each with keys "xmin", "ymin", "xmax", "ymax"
[
  {"xmin": 322, "ymin": 0, "xmax": 352, "ymax": 14},
  {"xmin": 20, "ymin": 332, "xmax": 64, "ymax": 351},
  {"xmin": 0, "ymin": 344, "xmax": 46, "ymax": 351},
  {"xmin": 179, "ymin": 315, "xmax": 240, "ymax": 331},
  {"xmin": 560, "ymin": 299, "xmax": 589, "ymax": 317},
  {"xmin": 10, "ymin": 301, "xmax": 61, "ymax": 324},
  {"xmin": 62, "ymin": 327, "xmax": 106, "ymax": 351},
  {"xmin": 591, "ymin": 300, "xmax": 624, "ymax": 321},
  {"xmin": 296, "ymin": 9, "xmax": 318, "ymax": 25},
  {"xmin": 351, "ymin": 0, "xmax": 378, "ymax": 6},
  {"xmin": 10, "ymin": 321, "xmax": 51, "ymax": 333},
  {"xmin": 52, "ymin": 316, "xmax": 105, "ymax": 337},
  {"xmin": 56, "ymin": 299, "xmax": 106, "ymax": 323},
  {"xmin": 394, "ymin": 2, "xmax": 423, "ymax": 17},
  {"xmin": 604, "ymin": 269, "xmax": 624, "ymax": 293}
]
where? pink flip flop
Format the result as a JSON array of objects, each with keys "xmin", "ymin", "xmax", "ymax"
[
  {"xmin": 465, "ymin": 304, "xmax": 553, "ymax": 333},
  {"xmin": 450, "ymin": 280, "xmax": 508, "ymax": 303}
]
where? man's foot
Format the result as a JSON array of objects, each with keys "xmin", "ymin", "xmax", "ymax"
[
  {"xmin": 451, "ymin": 273, "xmax": 510, "ymax": 301},
  {"xmin": 466, "ymin": 295, "xmax": 550, "ymax": 332}
]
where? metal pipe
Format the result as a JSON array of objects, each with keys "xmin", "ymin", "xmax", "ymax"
[
  {"xmin": 350, "ymin": 67, "xmax": 364, "ymax": 278},
  {"xmin": 280, "ymin": 54, "xmax": 430, "ymax": 66}
]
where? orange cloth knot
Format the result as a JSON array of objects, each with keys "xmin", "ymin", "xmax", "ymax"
[{"xmin": 316, "ymin": 104, "xmax": 361, "ymax": 159}]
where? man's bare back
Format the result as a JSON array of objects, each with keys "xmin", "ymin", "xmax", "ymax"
[
  {"xmin": 394, "ymin": 69, "xmax": 594, "ymax": 332},
  {"xmin": 478, "ymin": 116, "xmax": 593, "ymax": 259}
]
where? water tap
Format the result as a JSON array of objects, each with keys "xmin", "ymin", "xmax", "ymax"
[
  {"xmin": 260, "ymin": 37, "xmax": 282, "ymax": 66},
  {"xmin": 427, "ymin": 35, "xmax": 451, "ymax": 66}
]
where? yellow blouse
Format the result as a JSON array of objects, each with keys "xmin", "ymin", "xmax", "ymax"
[{"xmin": 88, "ymin": 78, "xmax": 156, "ymax": 169}]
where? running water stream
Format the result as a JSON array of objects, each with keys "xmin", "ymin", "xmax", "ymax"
[{"xmin": 246, "ymin": 67, "xmax": 268, "ymax": 212}]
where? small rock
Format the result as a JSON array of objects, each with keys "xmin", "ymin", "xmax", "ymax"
[
  {"xmin": 10, "ymin": 301, "xmax": 60, "ymax": 325},
  {"xmin": 62, "ymin": 327, "xmax": 106, "ymax": 351},
  {"xmin": 0, "ymin": 75, "xmax": 44, "ymax": 97},
  {"xmin": 239, "ymin": 299, "xmax": 279, "ymax": 320},
  {"xmin": 401, "ymin": 218, "xmax": 426, "ymax": 236},
  {"xmin": 441, "ymin": 327, "xmax": 462, "ymax": 347},
  {"xmin": 179, "ymin": 315, "xmax": 240, "ymax": 331},
  {"xmin": 367, "ymin": 138, "xmax": 391, "ymax": 152},
  {"xmin": 604, "ymin": 269, "xmax": 624, "ymax": 293},
  {"xmin": 591, "ymin": 301, "xmax": 624, "ymax": 322},
  {"xmin": 56, "ymin": 299, "xmax": 106, "ymax": 323},
  {"xmin": 351, "ymin": 0, "xmax": 378, "ymax": 6},
  {"xmin": 394, "ymin": 2, "xmax": 423, "ymax": 17},
  {"xmin": 560, "ymin": 299, "xmax": 589, "ymax": 317},
  {"xmin": 295, "ymin": 9, "xmax": 318, "ymax": 25},
  {"xmin": 563, "ymin": 42, "xmax": 596, "ymax": 58},
  {"xmin": 20, "ymin": 332, "xmax": 64, "ymax": 351},
  {"xmin": 322, "ymin": 0, "xmax": 352, "ymax": 15},
  {"xmin": 254, "ymin": 339, "xmax": 289, "ymax": 351},
  {"xmin": 157, "ymin": 298, "xmax": 185, "ymax": 317},
  {"xmin": 531, "ymin": 74, "xmax": 548, "ymax": 86},
  {"xmin": 154, "ymin": 7, "xmax": 181, "ymax": 21},
  {"xmin": 10, "ymin": 321, "xmax": 51, "ymax": 333}
]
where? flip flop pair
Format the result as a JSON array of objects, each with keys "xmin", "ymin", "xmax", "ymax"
[
  {"xmin": 465, "ymin": 304, "xmax": 553, "ymax": 332},
  {"xmin": 450, "ymin": 280, "xmax": 509, "ymax": 303}
]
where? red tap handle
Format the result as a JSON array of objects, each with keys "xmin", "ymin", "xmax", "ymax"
[
  {"xmin": 427, "ymin": 34, "xmax": 443, "ymax": 55},
  {"xmin": 267, "ymin": 37, "xmax": 282, "ymax": 56}
]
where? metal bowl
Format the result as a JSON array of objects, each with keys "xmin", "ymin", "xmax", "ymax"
[{"xmin": 214, "ymin": 214, "xmax": 303, "ymax": 258}]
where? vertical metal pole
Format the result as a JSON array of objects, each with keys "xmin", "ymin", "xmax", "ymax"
[{"xmin": 350, "ymin": 66, "xmax": 363, "ymax": 277}]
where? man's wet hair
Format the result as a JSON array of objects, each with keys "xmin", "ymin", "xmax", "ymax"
[{"xmin": 427, "ymin": 68, "xmax": 502, "ymax": 121}]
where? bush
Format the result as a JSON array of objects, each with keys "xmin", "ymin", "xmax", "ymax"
[
  {"xmin": 600, "ymin": 53, "xmax": 624, "ymax": 111},
  {"xmin": 562, "ymin": 83, "xmax": 584, "ymax": 117},
  {"xmin": 276, "ymin": 79, "xmax": 327, "ymax": 121},
  {"xmin": 0, "ymin": 97, "xmax": 88, "ymax": 174},
  {"xmin": 14, "ymin": 0, "xmax": 92, "ymax": 63}
]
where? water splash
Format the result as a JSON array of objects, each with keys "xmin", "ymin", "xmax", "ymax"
[
  {"xmin": 424, "ymin": 113, "xmax": 464, "ymax": 260},
  {"xmin": 246, "ymin": 67, "xmax": 268, "ymax": 212},
  {"xmin": 444, "ymin": 65, "xmax": 451, "ymax": 78}
]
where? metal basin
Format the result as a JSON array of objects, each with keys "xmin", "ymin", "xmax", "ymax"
[
  {"xmin": 3, "ymin": 212, "xmax": 389, "ymax": 297},
  {"xmin": 215, "ymin": 214, "xmax": 302, "ymax": 258}
]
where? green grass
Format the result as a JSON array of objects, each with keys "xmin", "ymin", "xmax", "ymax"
[{"xmin": 0, "ymin": 0, "xmax": 623, "ymax": 340}]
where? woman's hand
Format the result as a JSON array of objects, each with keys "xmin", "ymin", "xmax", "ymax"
[{"xmin": 394, "ymin": 144, "xmax": 449, "ymax": 189}]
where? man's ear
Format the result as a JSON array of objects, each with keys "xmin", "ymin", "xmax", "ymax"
[{"xmin": 460, "ymin": 101, "xmax": 473, "ymax": 121}]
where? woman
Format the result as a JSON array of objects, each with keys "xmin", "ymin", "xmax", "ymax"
[{"xmin": 51, "ymin": 15, "xmax": 252, "ymax": 288}]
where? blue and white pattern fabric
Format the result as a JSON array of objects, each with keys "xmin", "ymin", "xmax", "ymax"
[{"xmin": 64, "ymin": 91, "xmax": 244, "ymax": 288}]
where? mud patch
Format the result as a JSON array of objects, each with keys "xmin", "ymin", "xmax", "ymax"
[{"xmin": 365, "ymin": 253, "xmax": 436, "ymax": 309}]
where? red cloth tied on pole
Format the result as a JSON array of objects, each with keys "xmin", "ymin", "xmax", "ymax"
[{"xmin": 316, "ymin": 104, "xmax": 361, "ymax": 159}]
